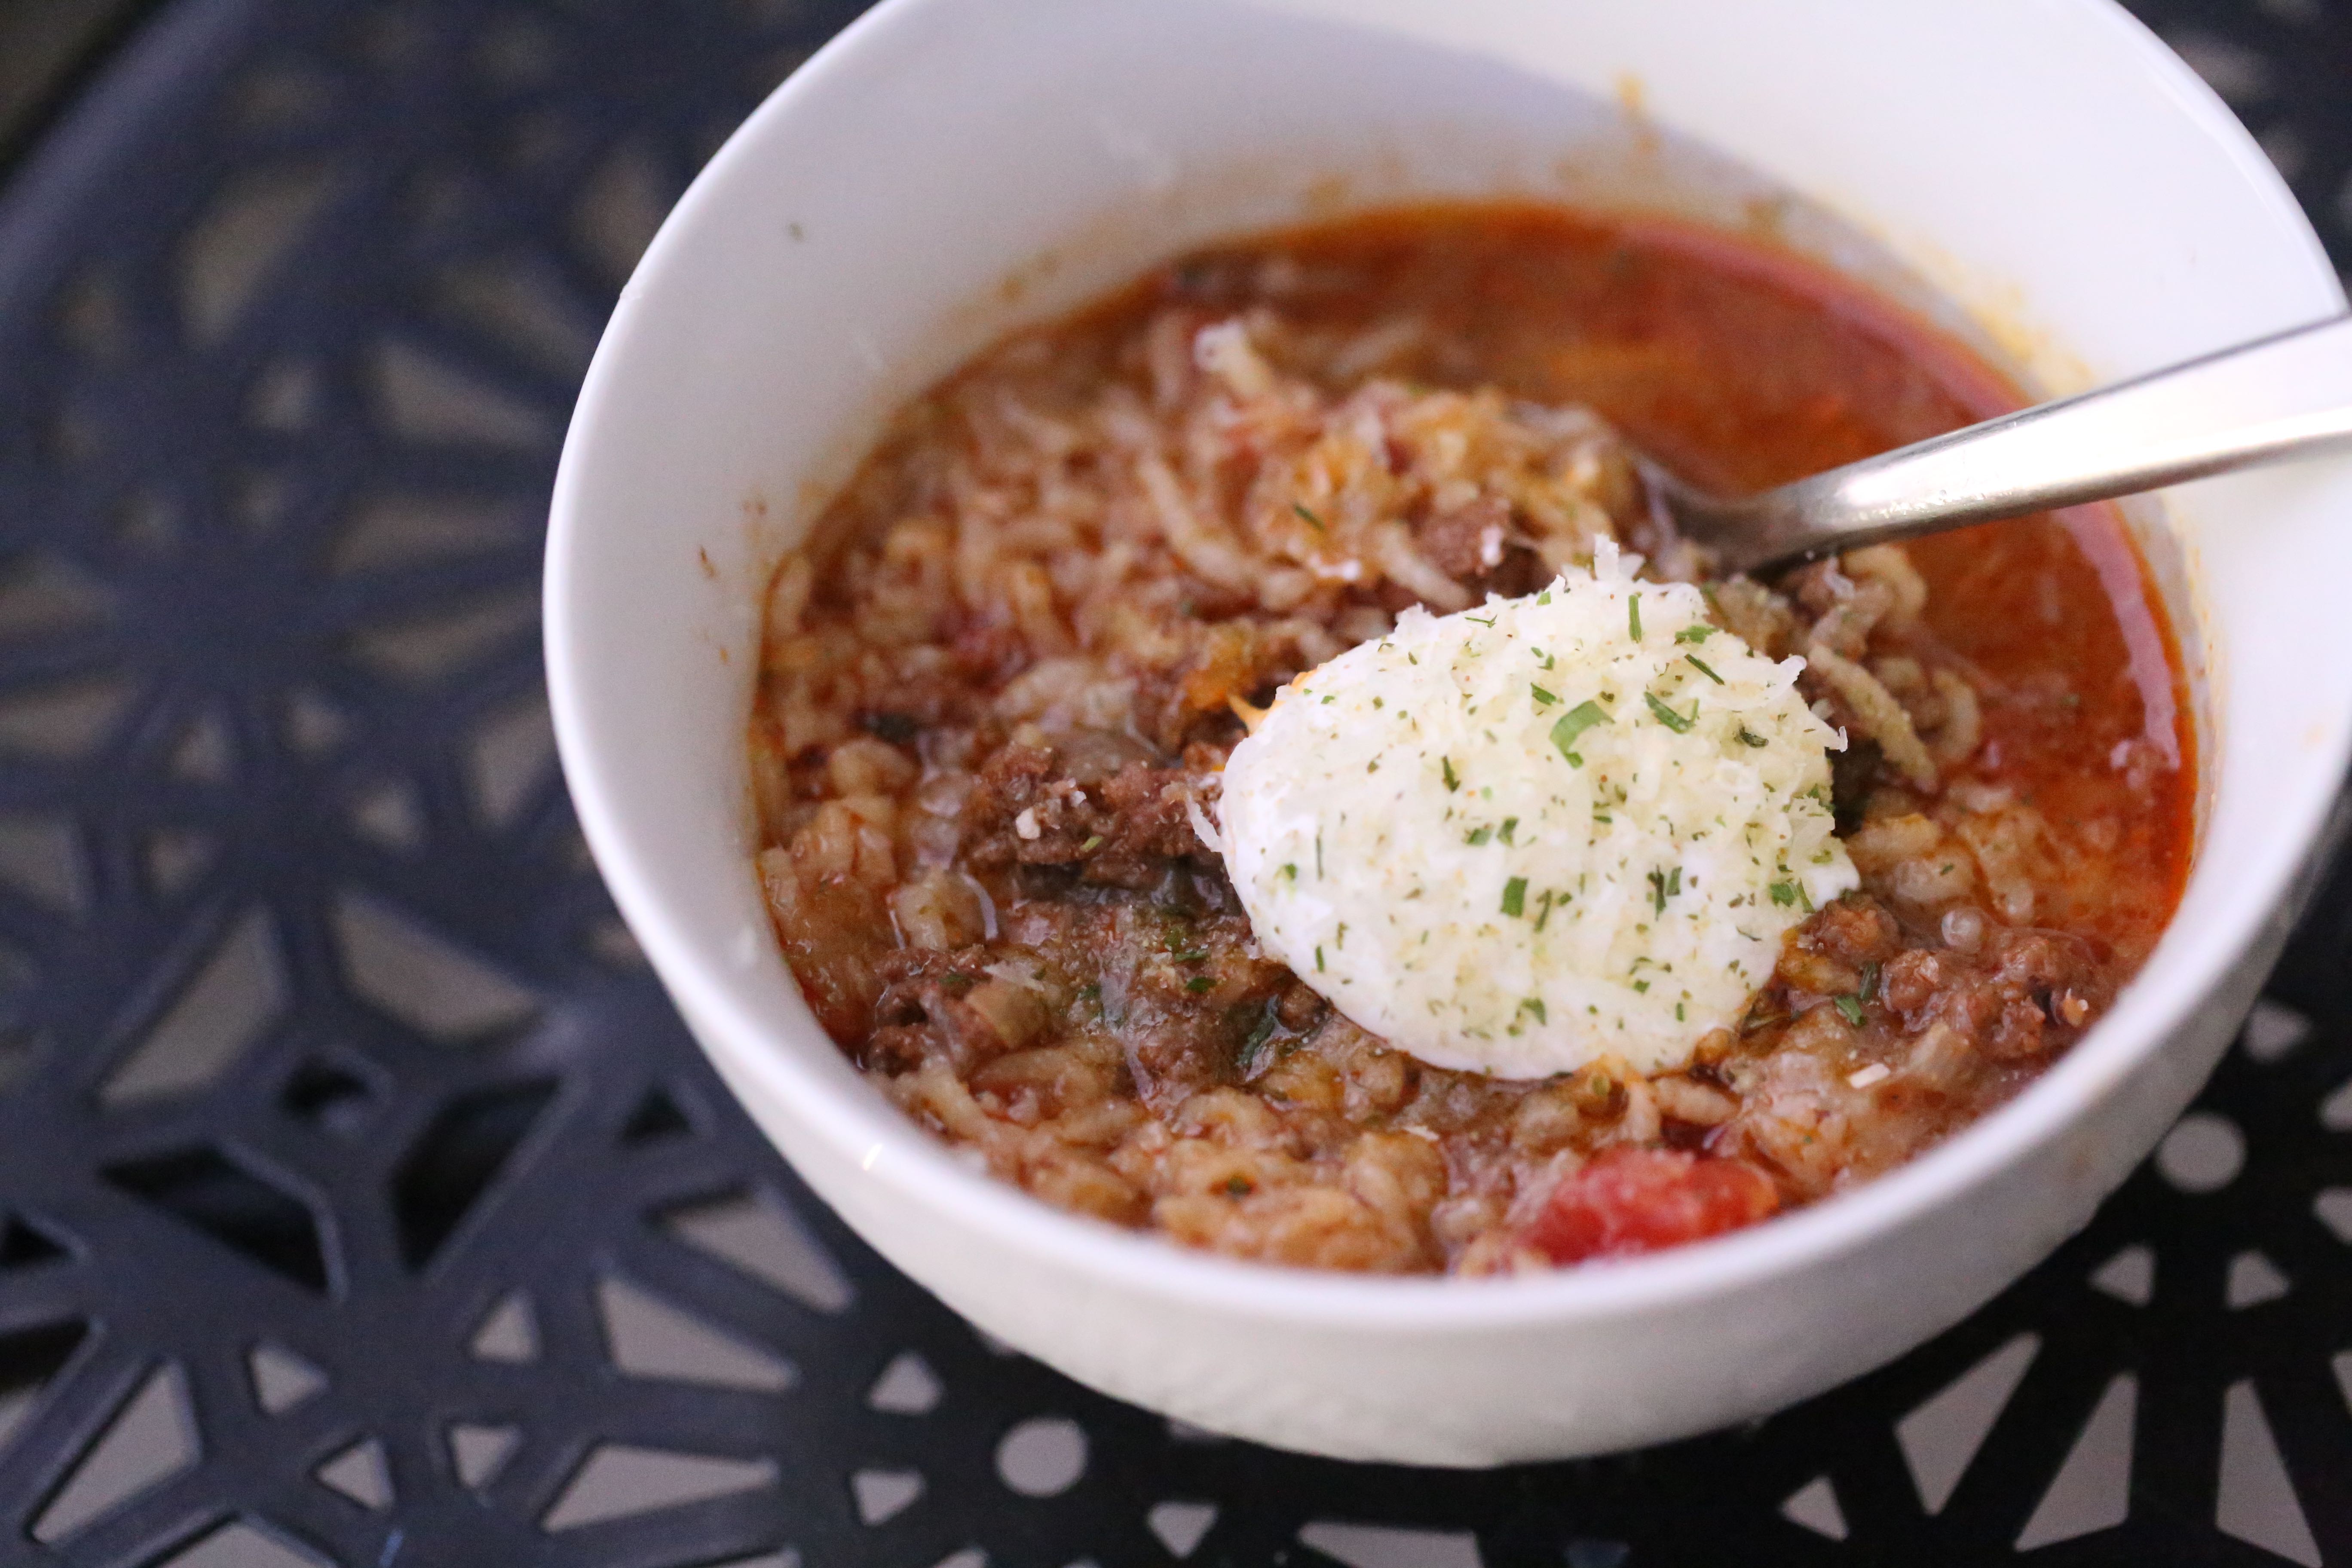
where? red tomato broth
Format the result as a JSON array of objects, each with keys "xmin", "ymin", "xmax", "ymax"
[{"xmin": 1204, "ymin": 204, "xmax": 2193, "ymax": 963}]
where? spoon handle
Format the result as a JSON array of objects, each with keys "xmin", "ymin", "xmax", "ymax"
[{"xmin": 1701, "ymin": 312, "xmax": 2352, "ymax": 570}]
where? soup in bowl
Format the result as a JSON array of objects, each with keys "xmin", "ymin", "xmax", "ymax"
[
  {"xmin": 753, "ymin": 203, "xmax": 2195, "ymax": 1276},
  {"xmin": 545, "ymin": 0, "xmax": 2352, "ymax": 1462}
]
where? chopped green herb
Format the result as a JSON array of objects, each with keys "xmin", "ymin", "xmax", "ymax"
[
  {"xmin": 1667, "ymin": 867, "xmax": 1682, "ymax": 896},
  {"xmin": 1550, "ymin": 700, "xmax": 1610, "ymax": 764},
  {"xmin": 1465, "ymin": 826, "xmax": 1494, "ymax": 846},
  {"xmin": 1501, "ymin": 876, "xmax": 1528, "ymax": 918},
  {"xmin": 1280, "ymin": 863, "xmax": 1298, "ymax": 881},
  {"xmin": 1531, "ymin": 684, "xmax": 1558, "ymax": 707},
  {"xmin": 1225, "ymin": 1175, "xmax": 1252, "ymax": 1196},
  {"xmin": 1860, "ymin": 962, "xmax": 1881, "ymax": 1003},
  {"xmin": 1834, "ymin": 994, "xmax": 1865, "ymax": 1026},
  {"xmin": 1321, "ymin": 694, "xmax": 1335, "ymax": 704},
  {"xmin": 1316, "ymin": 832, "xmax": 1325, "ymax": 879},
  {"xmin": 1185, "ymin": 976, "xmax": 1215, "ymax": 993},
  {"xmin": 1675, "ymin": 625, "xmax": 1716, "ymax": 644},
  {"xmin": 942, "ymin": 971, "xmax": 974, "ymax": 992},
  {"xmin": 1676, "ymin": 1002, "xmax": 1686, "ymax": 1021},
  {"xmin": 1768, "ymin": 882, "xmax": 1798, "ymax": 907},
  {"xmin": 1534, "ymin": 889, "xmax": 1557, "ymax": 931},
  {"xmin": 1648, "ymin": 867, "xmax": 1670, "ymax": 916},
  {"xmin": 1629, "ymin": 592, "xmax": 1643, "ymax": 641},
  {"xmin": 1537, "ymin": 590, "xmax": 1552, "ymax": 606},
  {"xmin": 1441, "ymin": 756, "xmax": 1460, "ymax": 792},
  {"xmin": 1686, "ymin": 654, "xmax": 1725, "ymax": 685},
  {"xmin": 1646, "ymin": 692, "xmax": 1696, "ymax": 732},
  {"xmin": 1521, "ymin": 998, "xmax": 1547, "ymax": 1024},
  {"xmin": 1239, "ymin": 1008, "xmax": 1279, "ymax": 1073},
  {"xmin": 1633, "ymin": 979, "xmax": 1650, "ymax": 993},
  {"xmin": 1315, "ymin": 945, "xmax": 1326, "ymax": 973},
  {"xmin": 1291, "ymin": 502, "xmax": 1326, "ymax": 532},
  {"xmin": 1500, "ymin": 816, "xmax": 1519, "ymax": 845},
  {"xmin": 1372, "ymin": 696, "xmax": 1384, "ymax": 709},
  {"xmin": 1172, "ymin": 947, "xmax": 1208, "ymax": 963},
  {"xmin": 1465, "ymin": 615, "xmax": 1496, "ymax": 628},
  {"xmin": 1080, "ymin": 834, "xmax": 1104, "ymax": 851}
]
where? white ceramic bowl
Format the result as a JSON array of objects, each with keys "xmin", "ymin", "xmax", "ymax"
[{"xmin": 546, "ymin": 0, "xmax": 2352, "ymax": 1464}]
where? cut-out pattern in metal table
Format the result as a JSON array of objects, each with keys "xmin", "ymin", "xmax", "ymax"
[{"xmin": 0, "ymin": 1, "xmax": 2348, "ymax": 1564}]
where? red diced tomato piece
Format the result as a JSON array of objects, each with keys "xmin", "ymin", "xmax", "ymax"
[{"xmin": 1525, "ymin": 1147, "xmax": 1779, "ymax": 1265}]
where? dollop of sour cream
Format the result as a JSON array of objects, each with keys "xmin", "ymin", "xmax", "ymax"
[{"xmin": 1218, "ymin": 544, "xmax": 1858, "ymax": 1078}]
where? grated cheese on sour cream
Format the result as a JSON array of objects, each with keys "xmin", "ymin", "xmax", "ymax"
[{"xmin": 1217, "ymin": 542, "xmax": 1858, "ymax": 1078}]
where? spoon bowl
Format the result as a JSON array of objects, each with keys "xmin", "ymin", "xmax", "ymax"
[{"xmin": 1657, "ymin": 313, "xmax": 2352, "ymax": 576}]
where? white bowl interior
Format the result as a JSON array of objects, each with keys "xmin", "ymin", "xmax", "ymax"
[{"xmin": 548, "ymin": 0, "xmax": 2352, "ymax": 1461}]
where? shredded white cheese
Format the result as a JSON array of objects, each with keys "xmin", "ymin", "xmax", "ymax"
[{"xmin": 1218, "ymin": 542, "xmax": 1858, "ymax": 1078}]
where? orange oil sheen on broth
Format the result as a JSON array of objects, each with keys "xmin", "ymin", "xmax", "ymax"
[{"xmin": 1166, "ymin": 202, "xmax": 2194, "ymax": 961}]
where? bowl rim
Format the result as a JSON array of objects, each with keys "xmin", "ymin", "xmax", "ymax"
[{"xmin": 546, "ymin": 0, "xmax": 2352, "ymax": 1331}]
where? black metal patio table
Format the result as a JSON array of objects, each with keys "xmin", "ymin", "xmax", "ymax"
[{"xmin": 0, "ymin": 3, "xmax": 2348, "ymax": 1564}]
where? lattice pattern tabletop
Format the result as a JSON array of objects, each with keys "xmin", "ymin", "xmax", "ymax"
[{"xmin": 0, "ymin": 2, "xmax": 2348, "ymax": 1565}]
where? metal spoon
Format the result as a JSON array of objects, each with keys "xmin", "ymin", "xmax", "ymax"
[{"xmin": 1649, "ymin": 312, "xmax": 2352, "ymax": 576}]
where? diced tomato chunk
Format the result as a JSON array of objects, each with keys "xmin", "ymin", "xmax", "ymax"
[{"xmin": 1525, "ymin": 1147, "xmax": 1780, "ymax": 1265}]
